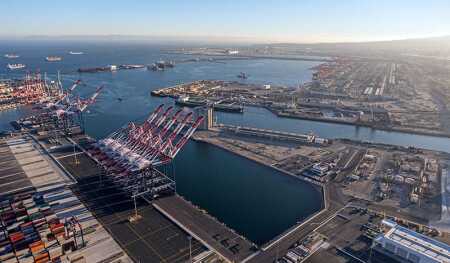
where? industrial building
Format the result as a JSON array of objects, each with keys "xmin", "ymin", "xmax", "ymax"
[{"xmin": 372, "ymin": 220, "xmax": 450, "ymax": 263}]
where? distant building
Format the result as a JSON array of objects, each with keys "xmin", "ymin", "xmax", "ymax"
[
  {"xmin": 310, "ymin": 163, "xmax": 330, "ymax": 177},
  {"xmin": 372, "ymin": 220, "xmax": 450, "ymax": 263}
]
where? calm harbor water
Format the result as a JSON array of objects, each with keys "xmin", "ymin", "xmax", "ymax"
[{"xmin": 1, "ymin": 40, "xmax": 449, "ymax": 244}]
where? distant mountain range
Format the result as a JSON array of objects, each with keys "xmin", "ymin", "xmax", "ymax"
[{"xmin": 263, "ymin": 35, "xmax": 450, "ymax": 58}]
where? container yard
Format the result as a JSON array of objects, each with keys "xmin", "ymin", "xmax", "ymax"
[{"xmin": 0, "ymin": 136, "xmax": 132, "ymax": 263}]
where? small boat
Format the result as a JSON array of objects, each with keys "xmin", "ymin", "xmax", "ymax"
[
  {"xmin": 69, "ymin": 51, "xmax": 84, "ymax": 55},
  {"xmin": 46, "ymin": 56, "xmax": 62, "ymax": 62},
  {"xmin": 4, "ymin": 54, "xmax": 20, "ymax": 59},
  {"xmin": 7, "ymin": 64, "xmax": 26, "ymax": 70}
]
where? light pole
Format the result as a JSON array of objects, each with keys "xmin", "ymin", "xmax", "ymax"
[{"xmin": 188, "ymin": 236, "xmax": 192, "ymax": 263}]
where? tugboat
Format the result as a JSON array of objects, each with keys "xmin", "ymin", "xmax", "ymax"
[
  {"xmin": 7, "ymin": 64, "xmax": 26, "ymax": 70},
  {"xmin": 45, "ymin": 56, "xmax": 62, "ymax": 62}
]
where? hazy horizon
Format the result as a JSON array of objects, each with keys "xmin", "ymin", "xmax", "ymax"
[{"xmin": 2, "ymin": 0, "xmax": 450, "ymax": 44}]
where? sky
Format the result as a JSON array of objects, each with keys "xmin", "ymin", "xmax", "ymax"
[{"xmin": 1, "ymin": 0, "xmax": 450, "ymax": 43}]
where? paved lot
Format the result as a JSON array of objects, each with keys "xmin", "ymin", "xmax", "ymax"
[
  {"xmin": 307, "ymin": 207, "xmax": 380, "ymax": 263},
  {"xmin": 0, "ymin": 136, "xmax": 69, "ymax": 194},
  {"xmin": 0, "ymin": 140, "xmax": 32, "ymax": 194}
]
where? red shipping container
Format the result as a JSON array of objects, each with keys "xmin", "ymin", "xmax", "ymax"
[{"xmin": 9, "ymin": 232, "xmax": 24, "ymax": 243}]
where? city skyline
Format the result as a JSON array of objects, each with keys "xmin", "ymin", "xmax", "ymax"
[{"xmin": 2, "ymin": 0, "xmax": 450, "ymax": 43}]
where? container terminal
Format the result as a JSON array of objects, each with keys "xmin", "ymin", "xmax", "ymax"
[{"xmin": 1, "ymin": 73, "xmax": 450, "ymax": 262}]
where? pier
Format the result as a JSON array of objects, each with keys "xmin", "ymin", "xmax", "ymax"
[{"xmin": 153, "ymin": 195, "xmax": 256, "ymax": 262}]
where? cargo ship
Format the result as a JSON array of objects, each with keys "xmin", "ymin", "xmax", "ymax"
[
  {"xmin": 78, "ymin": 67, "xmax": 109, "ymax": 73},
  {"xmin": 78, "ymin": 65, "xmax": 117, "ymax": 73},
  {"xmin": 119, "ymin": 64, "xmax": 145, "ymax": 70},
  {"xmin": 175, "ymin": 96, "xmax": 206, "ymax": 107},
  {"xmin": 175, "ymin": 96, "xmax": 243, "ymax": 113},
  {"xmin": 45, "ymin": 56, "xmax": 62, "ymax": 62},
  {"xmin": 213, "ymin": 102, "xmax": 244, "ymax": 113},
  {"xmin": 69, "ymin": 51, "xmax": 84, "ymax": 55},
  {"xmin": 4, "ymin": 54, "xmax": 20, "ymax": 59},
  {"xmin": 7, "ymin": 64, "xmax": 26, "ymax": 70}
]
